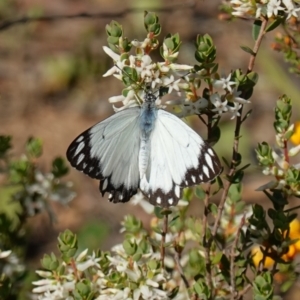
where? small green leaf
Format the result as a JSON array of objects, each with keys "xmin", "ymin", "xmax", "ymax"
[
  {"xmin": 211, "ymin": 252, "xmax": 222, "ymax": 264},
  {"xmin": 0, "ymin": 135, "xmax": 11, "ymax": 157},
  {"xmin": 123, "ymin": 239, "xmax": 137, "ymax": 256},
  {"xmin": 26, "ymin": 137, "xmax": 43, "ymax": 158},
  {"xmin": 240, "ymin": 45, "xmax": 255, "ymax": 55},
  {"xmin": 252, "ymin": 19, "xmax": 262, "ymax": 41},
  {"xmin": 52, "ymin": 157, "xmax": 69, "ymax": 178},
  {"xmin": 266, "ymin": 18, "xmax": 283, "ymax": 32},
  {"xmin": 195, "ymin": 186, "xmax": 206, "ymax": 200},
  {"xmin": 208, "ymin": 203, "xmax": 218, "ymax": 217}
]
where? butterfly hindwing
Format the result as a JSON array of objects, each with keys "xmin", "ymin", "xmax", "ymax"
[
  {"xmin": 66, "ymin": 108, "xmax": 141, "ymax": 203},
  {"xmin": 140, "ymin": 110, "xmax": 222, "ymax": 207}
]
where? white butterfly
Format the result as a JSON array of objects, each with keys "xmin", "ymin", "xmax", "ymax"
[{"xmin": 66, "ymin": 91, "xmax": 222, "ymax": 207}]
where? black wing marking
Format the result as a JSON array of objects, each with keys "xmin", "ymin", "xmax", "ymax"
[
  {"xmin": 139, "ymin": 110, "xmax": 222, "ymax": 207},
  {"xmin": 66, "ymin": 108, "xmax": 141, "ymax": 203}
]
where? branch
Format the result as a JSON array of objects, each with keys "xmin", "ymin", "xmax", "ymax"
[
  {"xmin": 204, "ymin": 15, "xmax": 268, "ymax": 299},
  {"xmin": 174, "ymin": 251, "xmax": 190, "ymax": 289},
  {"xmin": 230, "ymin": 213, "xmax": 246, "ymax": 300},
  {"xmin": 0, "ymin": 1, "xmax": 195, "ymax": 32},
  {"xmin": 247, "ymin": 16, "xmax": 268, "ymax": 72},
  {"xmin": 202, "ymin": 183, "xmax": 213, "ymax": 292},
  {"xmin": 160, "ymin": 213, "xmax": 169, "ymax": 269},
  {"xmin": 212, "ymin": 16, "xmax": 268, "ymax": 238},
  {"xmin": 236, "ymin": 283, "xmax": 252, "ymax": 299}
]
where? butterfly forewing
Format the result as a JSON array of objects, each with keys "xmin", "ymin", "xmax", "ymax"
[
  {"xmin": 66, "ymin": 108, "xmax": 141, "ymax": 203},
  {"xmin": 139, "ymin": 110, "xmax": 222, "ymax": 207}
]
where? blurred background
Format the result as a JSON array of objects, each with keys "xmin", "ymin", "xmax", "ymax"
[{"xmin": 0, "ymin": 0, "xmax": 300, "ymax": 298}]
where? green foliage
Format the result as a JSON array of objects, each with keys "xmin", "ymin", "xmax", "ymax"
[
  {"xmin": 144, "ymin": 11, "xmax": 161, "ymax": 36},
  {"xmin": 195, "ymin": 34, "xmax": 217, "ymax": 64},
  {"xmin": 0, "ymin": 136, "xmax": 74, "ymax": 299},
  {"xmin": 2, "ymin": 2, "xmax": 300, "ymax": 300},
  {"xmin": 253, "ymin": 272, "xmax": 274, "ymax": 300}
]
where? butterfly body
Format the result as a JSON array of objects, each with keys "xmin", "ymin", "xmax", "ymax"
[
  {"xmin": 67, "ymin": 92, "xmax": 222, "ymax": 207},
  {"xmin": 139, "ymin": 92, "xmax": 158, "ymax": 179}
]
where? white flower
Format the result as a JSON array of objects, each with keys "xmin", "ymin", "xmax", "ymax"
[
  {"xmin": 227, "ymin": 102, "xmax": 242, "ymax": 119},
  {"xmin": 107, "ymin": 255, "xmax": 129, "ymax": 273},
  {"xmin": 267, "ymin": 0, "xmax": 284, "ymax": 17},
  {"xmin": 154, "ymin": 232, "xmax": 175, "ymax": 243},
  {"xmin": 137, "ymin": 55, "xmax": 156, "ymax": 82},
  {"xmin": 76, "ymin": 248, "xmax": 88, "ymax": 262},
  {"xmin": 125, "ymin": 261, "xmax": 142, "ymax": 282},
  {"xmin": 108, "ymin": 94, "xmax": 126, "ymax": 104},
  {"xmin": 282, "ymin": 0, "xmax": 300, "ymax": 18},
  {"xmin": 255, "ymin": 4, "xmax": 267, "ymax": 18},
  {"xmin": 167, "ymin": 97, "xmax": 208, "ymax": 118},
  {"xmin": 103, "ymin": 46, "xmax": 120, "ymax": 61},
  {"xmin": 213, "ymin": 74, "xmax": 236, "ymax": 92},
  {"xmin": 161, "ymin": 75, "xmax": 181, "ymax": 93},
  {"xmin": 130, "ymin": 191, "xmax": 154, "ymax": 214},
  {"xmin": 35, "ymin": 270, "xmax": 53, "ymax": 278},
  {"xmin": 289, "ymin": 144, "xmax": 300, "ymax": 156},
  {"xmin": 133, "ymin": 284, "xmax": 168, "ymax": 300},
  {"xmin": 33, "ymin": 279, "xmax": 76, "ymax": 298},
  {"xmin": 210, "ymin": 93, "xmax": 228, "ymax": 115},
  {"xmin": 272, "ymin": 150, "xmax": 289, "ymax": 170},
  {"xmin": 76, "ymin": 252, "xmax": 101, "ymax": 272},
  {"xmin": 109, "ymin": 90, "xmax": 139, "ymax": 111},
  {"xmin": 0, "ymin": 250, "xmax": 11, "ymax": 259},
  {"xmin": 112, "ymin": 287, "xmax": 131, "ymax": 300},
  {"xmin": 103, "ymin": 65, "xmax": 119, "ymax": 77},
  {"xmin": 102, "ymin": 46, "xmax": 125, "ymax": 78},
  {"xmin": 230, "ymin": 88, "xmax": 250, "ymax": 104},
  {"xmin": 231, "ymin": 2, "xmax": 254, "ymax": 18}
]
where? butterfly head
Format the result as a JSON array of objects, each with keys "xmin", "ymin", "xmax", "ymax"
[{"xmin": 144, "ymin": 91, "xmax": 157, "ymax": 104}]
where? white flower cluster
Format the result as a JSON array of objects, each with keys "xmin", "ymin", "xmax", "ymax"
[
  {"xmin": 166, "ymin": 74, "xmax": 250, "ymax": 119},
  {"xmin": 0, "ymin": 249, "xmax": 25, "ymax": 278},
  {"xmin": 229, "ymin": 0, "xmax": 300, "ymax": 19},
  {"xmin": 33, "ymin": 245, "xmax": 172, "ymax": 300},
  {"xmin": 103, "ymin": 43, "xmax": 250, "ymax": 120},
  {"xmin": 103, "ymin": 45, "xmax": 192, "ymax": 112},
  {"xmin": 258, "ymin": 145, "xmax": 300, "ymax": 193},
  {"xmin": 256, "ymin": 121, "xmax": 300, "ymax": 193},
  {"xmin": 18, "ymin": 169, "xmax": 75, "ymax": 216}
]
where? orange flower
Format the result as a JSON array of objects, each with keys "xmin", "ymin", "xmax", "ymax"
[
  {"xmin": 287, "ymin": 219, "xmax": 300, "ymax": 252},
  {"xmin": 291, "ymin": 121, "xmax": 300, "ymax": 145},
  {"xmin": 252, "ymin": 219, "xmax": 300, "ymax": 267},
  {"xmin": 252, "ymin": 247, "xmax": 275, "ymax": 268}
]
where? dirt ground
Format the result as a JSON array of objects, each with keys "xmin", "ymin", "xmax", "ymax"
[{"xmin": 1, "ymin": 0, "xmax": 300, "ymax": 298}]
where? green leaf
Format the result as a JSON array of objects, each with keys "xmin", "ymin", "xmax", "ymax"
[
  {"xmin": 41, "ymin": 253, "xmax": 59, "ymax": 270},
  {"xmin": 252, "ymin": 19, "xmax": 262, "ymax": 41},
  {"xmin": 266, "ymin": 18, "xmax": 283, "ymax": 32},
  {"xmin": 52, "ymin": 157, "xmax": 69, "ymax": 178},
  {"xmin": 208, "ymin": 203, "xmax": 218, "ymax": 217},
  {"xmin": 0, "ymin": 135, "xmax": 11, "ymax": 157},
  {"xmin": 58, "ymin": 229, "xmax": 78, "ymax": 262},
  {"xmin": 241, "ymin": 109, "xmax": 252, "ymax": 122},
  {"xmin": 222, "ymin": 156, "xmax": 230, "ymax": 168},
  {"xmin": 123, "ymin": 239, "xmax": 137, "ymax": 256},
  {"xmin": 240, "ymin": 45, "xmax": 255, "ymax": 55},
  {"xmin": 195, "ymin": 186, "xmax": 206, "ymax": 200},
  {"xmin": 208, "ymin": 125, "xmax": 221, "ymax": 144},
  {"xmin": 211, "ymin": 251, "xmax": 222, "ymax": 264},
  {"xmin": 26, "ymin": 137, "xmax": 43, "ymax": 158},
  {"xmin": 168, "ymin": 286, "xmax": 179, "ymax": 299}
]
